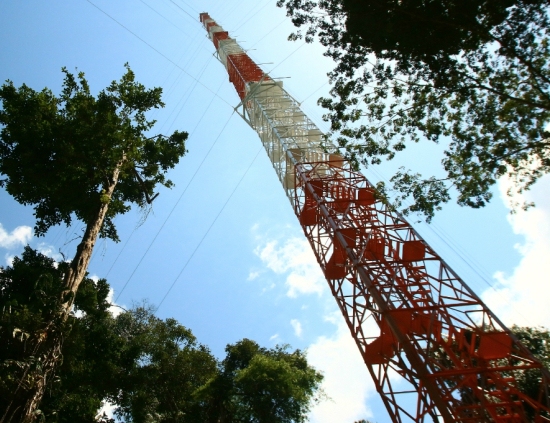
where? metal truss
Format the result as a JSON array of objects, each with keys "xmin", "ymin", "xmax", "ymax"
[{"xmin": 200, "ymin": 13, "xmax": 550, "ymax": 423}]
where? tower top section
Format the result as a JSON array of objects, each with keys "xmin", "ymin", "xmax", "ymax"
[{"xmin": 199, "ymin": 12, "xmax": 267, "ymax": 100}]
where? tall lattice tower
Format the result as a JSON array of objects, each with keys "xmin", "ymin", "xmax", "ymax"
[{"xmin": 200, "ymin": 13, "xmax": 550, "ymax": 422}]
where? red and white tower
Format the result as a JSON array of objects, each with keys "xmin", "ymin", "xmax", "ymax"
[{"xmin": 200, "ymin": 13, "xmax": 550, "ymax": 422}]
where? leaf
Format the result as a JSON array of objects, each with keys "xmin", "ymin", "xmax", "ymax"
[{"xmin": 278, "ymin": 0, "xmax": 550, "ymax": 218}]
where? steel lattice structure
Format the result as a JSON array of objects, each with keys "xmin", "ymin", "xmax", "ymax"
[{"xmin": 200, "ymin": 13, "xmax": 550, "ymax": 422}]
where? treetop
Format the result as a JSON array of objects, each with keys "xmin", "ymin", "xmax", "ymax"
[{"xmin": 0, "ymin": 65, "xmax": 188, "ymax": 241}]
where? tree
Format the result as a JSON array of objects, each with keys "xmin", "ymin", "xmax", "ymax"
[
  {"xmin": 277, "ymin": 0, "xmax": 550, "ymax": 220},
  {"xmin": 0, "ymin": 247, "xmax": 118, "ymax": 423},
  {"xmin": 110, "ymin": 306, "xmax": 218, "ymax": 423},
  {"xmin": 0, "ymin": 65, "xmax": 188, "ymax": 421},
  {"xmin": 442, "ymin": 325, "xmax": 550, "ymax": 421},
  {"xmin": 86, "ymin": 314, "xmax": 323, "ymax": 423},
  {"xmin": 510, "ymin": 326, "xmax": 550, "ymax": 421},
  {"xmin": 0, "ymin": 247, "xmax": 214, "ymax": 423},
  {"xmin": 197, "ymin": 339, "xmax": 324, "ymax": 423},
  {"xmin": 1, "ymin": 249, "xmax": 324, "ymax": 423}
]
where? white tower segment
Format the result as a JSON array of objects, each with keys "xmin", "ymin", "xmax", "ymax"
[{"xmin": 201, "ymin": 14, "xmax": 338, "ymax": 196}]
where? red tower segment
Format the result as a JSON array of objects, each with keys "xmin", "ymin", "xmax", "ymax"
[
  {"xmin": 200, "ymin": 13, "xmax": 265, "ymax": 99},
  {"xmin": 226, "ymin": 54, "xmax": 264, "ymax": 99}
]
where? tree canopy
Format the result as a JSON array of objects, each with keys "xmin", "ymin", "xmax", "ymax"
[
  {"xmin": 510, "ymin": 326, "xmax": 550, "ymax": 420},
  {"xmin": 0, "ymin": 64, "xmax": 187, "ymax": 241},
  {"xmin": 197, "ymin": 339, "xmax": 324, "ymax": 423},
  {"xmin": 0, "ymin": 246, "xmax": 114, "ymax": 422},
  {"xmin": 0, "ymin": 248, "xmax": 324, "ymax": 423},
  {"xmin": 277, "ymin": 0, "xmax": 550, "ymax": 219}
]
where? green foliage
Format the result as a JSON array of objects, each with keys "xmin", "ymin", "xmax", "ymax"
[
  {"xmin": 0, "ymin": 65, "xmax": 188, "ymax": 241},
  {"xmin": 0, "ymin": 246, "xmax": 115, "ymax": 422},
  {"xmin": 1, "ymin": 249, "xmax": 324, "ymax": 422},
  {"xmin": 197, "ymin": 339, "xmax": 324, "ymax": 423},
  {"xmin": 512, "ymin": 326, "xmax": 550, "ymax": 368},
  {"xmin": 452, "ymin": 326, "xmax": 550, "ymax": 420},
  {"xmin": 510, "ymin": 326, "xmax": 550, "ymax": 420},
  {"xmin": 111, "ymin": 306, "xmax": 218, "ymax": 423},
  {"xmin": 278, "ymin": 0, "xmax": 550, "ymax": 220}
]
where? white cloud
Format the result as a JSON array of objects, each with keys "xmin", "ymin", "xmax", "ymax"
[
  {"xmin": 269, "ymin": 333, "xmax": 280, "ymax": 342},
  {"xmin": 0, "ymin": 223, "xmax": 62, "ymax": 266},
  {"xmin": 4, "ymin": 253, "xmax": 15, "ymax": 266},
  {"xmin": 247, "ymin": 270, "xmax": 260, "ymax": 281},
  {"xmin": 36, "ymin": 242, "xmax": 63, "ymax": 263},
  {"xmin": 254, "ymin": 237, "xmax": 325, "ymax": 298},
  {"xmin": 106, "ymin": 288, "xmax": 124, "ymax": 317},
  {"xmin": 0, "ymin": 223, "xmax": 32, "ymax": 249},
  {"xmin": 251, "ymin": 226, "xmax": 376, "ymax": 420},
  {"xmin": 307, "ymin": 314, "xmax": 375, "ymax": 423},
  {"xmin": 96, "ymin": 401, "xmax": 116, "ymax": 421},
  {"xmin": 290, "ymin": 319, "xmax": 303, "ymax": 338},
  {"xmin": 482, "ymin": 175, "xmax": 550, "ymax": 327},
  {"xmin": 72, "ymin": 280, "xmax": 124, "ymax": 318}
]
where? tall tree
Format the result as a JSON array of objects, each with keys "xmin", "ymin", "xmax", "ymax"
[
  {"xmin": 277, "ymin": 0, "xmax": 550, "ymax": 220},
  {"xmin": 110, "ymin": 306, "xmax": 218, "ymax": 423},
  {"xmin": 197, "ymin": 339, "xmax": 324, "ymax": 423},
  {"xmin": 1, "ymin": 249, "xmax": 325, "ymax": 423},
  {"xmin": 0, "ymin": 65, "xmax": 188, "ymax": 421},
  {"xmin": 0, "ymin": 247, "xmax": 118, "ymax": 423}
]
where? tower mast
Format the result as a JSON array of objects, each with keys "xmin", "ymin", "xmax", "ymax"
[{"xmin": 200, "ymin": 13, "xmax": 550, "ymax": 422}]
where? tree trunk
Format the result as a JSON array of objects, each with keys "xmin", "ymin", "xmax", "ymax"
[
  {"xmin": 63, "ymin": 161, "xmax": 123, "ymax": 298},
  {"xmin": 1, "ymin": 163, "xmax": 123, "ymax": 423}
]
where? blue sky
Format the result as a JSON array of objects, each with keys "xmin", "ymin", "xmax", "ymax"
[{"xmin": 1, "ymin": 1, "xmax": 549, "ymax": 422}]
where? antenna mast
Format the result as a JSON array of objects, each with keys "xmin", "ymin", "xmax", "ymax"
[{"xmin": 200, "ymin": 13, "xmax": 550, "ymax": 422}]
